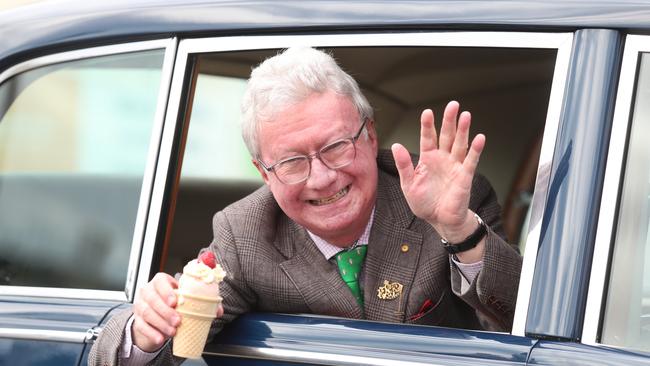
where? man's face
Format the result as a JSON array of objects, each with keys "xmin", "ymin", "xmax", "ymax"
[{"xmin": 255, "ymin": 91, "xmax": 379, "ymax": 246}]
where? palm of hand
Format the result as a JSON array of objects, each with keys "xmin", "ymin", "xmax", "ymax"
[
  {"xmin": 391, "ymin": 101, "xmax": 485, "ymax": 234},
  {"xmin": 405, "ymin": 149, "xmax": 473, "ymax": 228}
]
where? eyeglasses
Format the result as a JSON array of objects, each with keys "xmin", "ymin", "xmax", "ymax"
[{"xmin": 258, "ymin": 119, "xmax": 368, "ymax": 185}]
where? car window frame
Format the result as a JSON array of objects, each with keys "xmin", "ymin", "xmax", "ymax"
[
  {"xmin": 0, "ymin": 38, "xmax": 177, "ymax": 302},
  {"xmin": 149, "ymin": 31, "xmax": 573, "ymax": 337},
  {"xmin": 583, "ymin": 34, "xmax": 650, "ymax": 347}
]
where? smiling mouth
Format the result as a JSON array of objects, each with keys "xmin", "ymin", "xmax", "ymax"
[{"xmin": 309, "ymin": 186, "xmax": 350, "ymax": 206}]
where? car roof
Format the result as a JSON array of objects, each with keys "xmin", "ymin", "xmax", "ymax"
[{"xmin": 1, "ymin": 0, "xmax": 650, "ymax": 71}]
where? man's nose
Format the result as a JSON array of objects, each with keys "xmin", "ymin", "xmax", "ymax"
[{"xmin": 305, "ymin": 157, "xmax": 336, "ymax": 189}]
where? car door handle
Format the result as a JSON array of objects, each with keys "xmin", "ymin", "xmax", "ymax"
[{"xmin": 85, "ymin": 326, "xmax": 102, "ymax": 342}]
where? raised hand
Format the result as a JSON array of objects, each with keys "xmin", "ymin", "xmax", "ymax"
[{"xmin": 391, "ymin": 101, "xmax": 485, "ymax": 245}]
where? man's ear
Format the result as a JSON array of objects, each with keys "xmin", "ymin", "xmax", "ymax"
[
  {"xmin": 366, "ymin": 119, "xmax": 379, "ymax": 156},
  {"xmin": 253, "ymin": 160, "xmax": 271, "ymax": 185}
]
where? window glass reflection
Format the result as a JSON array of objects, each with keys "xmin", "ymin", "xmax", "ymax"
[
  {"xmin": 0, "ymin": 49, "xmax": 164, "ymax": 291},
  {"xmin": 602, "ymin": 52, "xmax": 650, "ymax": 352}
]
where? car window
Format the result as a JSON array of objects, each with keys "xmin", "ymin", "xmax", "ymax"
[
  {"xmin": 160, "ymin": 38, "xmax": 560, "ymax": 301},
  {"xmin": 600, "ymin": 52, "xmax": 650, "ymax": 353},
  {"xmin": 0, "ymin": 49, "xmax": 165, "ymax": 291},
  {"xmin": 162, "ymin": 70, "xmax": 263, "ymax": 273}
]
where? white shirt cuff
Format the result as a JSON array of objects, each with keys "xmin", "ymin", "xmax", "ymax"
[
  {"xmin": 452, "ymin": 257, "xmax": 483, "ymax": 294},
  {"xmin": 119, "ymin": 315, "xmax": 164, "ymax": 365}
]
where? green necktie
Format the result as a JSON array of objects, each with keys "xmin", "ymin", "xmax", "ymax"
[{"xmin": 335, "ymin": 245, "xmax": 367, "ymax": 306}]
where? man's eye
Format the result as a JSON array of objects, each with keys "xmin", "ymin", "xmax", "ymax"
[
  {"xmin": 322, "ymin": 140, "xmax": 350, "ymax": 154},
  {"xmin": 277, "ymin": 158, "xmax": 307, "ymax": 172},
  {"xmin": 322, "ymin": 140, "xmax": 353, "ymax": 161}
]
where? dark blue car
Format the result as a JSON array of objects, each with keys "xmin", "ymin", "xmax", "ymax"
[{"xmin": 1, "ymin": 0, "xmax": 650, "ymax": 364}]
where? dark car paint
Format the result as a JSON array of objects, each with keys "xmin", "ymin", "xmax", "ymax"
[
  {"xmin": 529, "ymin": 341, "xmax": 650, "ymax": 365},
  {"xmin": 1, "ymin": 340, "xmax": 82, "ymax": 366},
  {"xmin": 0, "ymin": 296, "xmax": 123, "ymax": 365},
  {"xmin": 2, "ymin": 0, "xmax": 650, "ymax": 365},
  {"xmin": 3, "ymin": 0, "xmax": 650, "ymax": 72},
  {"xmin": 527, "ymin": 29, "xmax": 624, "ymax": 341},
  {"xmin": 205, "ymin": 313, "xmax": 537, "ymax": 365}
]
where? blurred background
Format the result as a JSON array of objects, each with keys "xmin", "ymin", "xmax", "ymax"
[{"xmin": 0, "ymin": 0, "xmax": 42, "ymax": 11}]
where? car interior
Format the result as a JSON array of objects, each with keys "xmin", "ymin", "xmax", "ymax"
[{"xmin": 159, "ymin": 45, "xmax": 557, "ymax": 275}]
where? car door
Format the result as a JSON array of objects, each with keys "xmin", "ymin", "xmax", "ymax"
[
  {"xmin": 526, "ymin": 33, "xmax": 650, "ymax": 365},
  {"xmin": 142, "ymin": 30, "xmax": 573, "ymax": 365},
  {"xmin": 0, "ymin": 39, "xmax": 175, "ymax": 365}
]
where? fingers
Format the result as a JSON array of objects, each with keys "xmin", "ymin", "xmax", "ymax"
[
  {"xmin": 149, "ymin": 273, "xmax": 178, "ymax": 308},
  {"xmin": 439, "ymin": 101, "xmax": 459, "ymax": 152},
  {"xmin": 132, "ymin": 317, "xmax": 168, "ymax": 352},
  {"xmin": 451, "ymin": 111, "xmax": 471, "ymax": 161},
  {"xmin": 391, "ymin": 143, "xmax": 415, "ymax": 185},
  {"xmin": 414, "ymin": 101, "xmax": 481, "ymax": 172},
  {"xmin": 216, "ymin": 304, "xmax": 224, "ymax": 318},
  {"xmin": 463, "ymin": 134, "xmax": 486, "ymax": 175},
  {"xmin": 132, "ymin": 273, "xmax": 180, "ymax": 352},
  {"xmin": 419, "ymin": 109, "xmax": 437, "ymax": 153}
]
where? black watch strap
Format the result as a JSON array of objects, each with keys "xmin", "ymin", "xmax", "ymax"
[{"xmin": 441, "ymin": 213, "xmax": 488, "ymax": 254}]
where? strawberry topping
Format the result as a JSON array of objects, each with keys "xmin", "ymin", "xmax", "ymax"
[{"xmin": 198, "ymin": 250, "xmax": 216, "ymax": 269}]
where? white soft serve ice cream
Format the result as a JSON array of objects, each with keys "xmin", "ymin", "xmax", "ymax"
[
  {"xmin": 178, "ymin": 252, "xmax": 226, "ymax": 298},
  {"xmin": 173, "ymin": 250, "xmax": 226, "ymax": 359}
]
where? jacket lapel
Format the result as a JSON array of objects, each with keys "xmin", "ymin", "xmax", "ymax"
[
  {"xmin": 278, "ymin": 219, "xmax": 362, "ymax": 319},
  {"xmin": 363, "ymin": 171, "xmax": 423, "ymax": 322}
]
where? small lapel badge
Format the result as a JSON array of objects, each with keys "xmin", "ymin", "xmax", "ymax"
[{"xmin": 377, "ymin": 280, "xmax": 403, "ymax": 300}]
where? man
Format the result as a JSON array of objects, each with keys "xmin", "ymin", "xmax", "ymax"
[{"xmin": 90, "ymin": 47, "xmax": 522, "ymax": 365}]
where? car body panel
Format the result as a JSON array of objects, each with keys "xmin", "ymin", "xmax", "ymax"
[
  {"xmin": 2, "ymin": 0, "xmax": 650, "ymax": 71},
  {"xmin": 0, "ymin": 339, "xmax": 83, "ymax": 366},
  {"xmin": 529, "ymin": 341, "xmax": 650, "ymax": 365},
  {"xmin": 526, "ymin": 29, "xmax": 624, "ymax": 340},
  {"xmin": 0, "ymin": 296, "xmax": 121, "ymax": 365},
  {"xmin": 204, "ymin": 313, "xmax": 536, "ymax": 365}
]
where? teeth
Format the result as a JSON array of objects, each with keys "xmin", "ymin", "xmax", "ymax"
[{"xmin": 310, "ymin": 186, "xmax": 349, "ymax": 206}]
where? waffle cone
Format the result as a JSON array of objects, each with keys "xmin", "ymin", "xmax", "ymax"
[{"xmin": 172, "ymin": 293, "xmax": 222, "ymax": 359}]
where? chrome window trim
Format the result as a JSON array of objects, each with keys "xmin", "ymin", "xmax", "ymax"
[
  {"xmin": 178, "ymin": 31, "xmax": 573, "ymax": 53},
  {"xmin": 135, "ymin": 39, "xmax": 187, "ymax": 292},
  {"xmin": 0, "ymin": 286, "xmax": 125, "ymax": 301},
  {"xmin": 0, "ymin": 38, "xmax": 175, "ymax": 302},
  {"xmin": 142, "ymin": 32, "xmax": 573, "ymax": 337},
  {"xmin": 581, "ymin": 34, "xmax": 650, "ymax": 345},
  {"xmin": 0, "ymin": 328, "xmax": 87, "ymax": 343},
  {"xmin": 205, "ymin": 345, "xmax": 446, "ymax": 366},
  {"xmin": 0, "ymin": 39, "xmax": 171, "ymax": 86},
  {"xmin": 125, "ymin": 37, "xmax": 178, "ymax": 302},
  {"xmin": 511, "ymin": 33, "xmax": 574, "ymax": 336}
]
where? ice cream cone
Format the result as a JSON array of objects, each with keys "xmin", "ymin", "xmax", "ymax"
[
  {"xmin": 172, "ymin": 251, "xmax": 226, "ymax": 359},
  {"xmin": 173, "ymin": 292, "xmax": 223, "ymax": 358}
]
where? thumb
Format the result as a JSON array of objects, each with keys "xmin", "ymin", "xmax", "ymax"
[{"xmin": 391, "ymin": 143, "xmax": 414, "ymax": 186}]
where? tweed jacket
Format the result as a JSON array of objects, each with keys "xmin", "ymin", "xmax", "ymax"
[{"xmin": 89, "ymin": 151, "xmax": 522, "ymax": 365}]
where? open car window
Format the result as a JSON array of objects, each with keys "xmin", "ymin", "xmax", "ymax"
[{"xmin": 156, "ymin": 32, "xmax": 571, "ymax": 336}]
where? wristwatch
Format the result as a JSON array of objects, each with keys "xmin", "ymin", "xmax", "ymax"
[{"xmin": 441, "ymin": 213, "xmax": 488, "ymax": 254}]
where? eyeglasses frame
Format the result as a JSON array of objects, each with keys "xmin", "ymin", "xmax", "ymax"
[{"xmin": 257, "ymin": 119, "xmax": 369, "ymax": 185}]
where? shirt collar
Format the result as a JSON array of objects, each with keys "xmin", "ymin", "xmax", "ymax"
[{"xmin": 307, "ymin": 207, "xmax": 375, "ymax": 260}]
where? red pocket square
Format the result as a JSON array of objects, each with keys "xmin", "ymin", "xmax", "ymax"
[{"xmin": 409, "ymin": 298, "xmax": 434, "ymax": 321}]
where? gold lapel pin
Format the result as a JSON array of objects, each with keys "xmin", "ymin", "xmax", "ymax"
[
  {"xmin": 378, "ymin": 280, "xmax": 405, "ymax": 317},
  {"xmin": 377, "ymin": 280, "xmax": 403, "ymax": 300}
]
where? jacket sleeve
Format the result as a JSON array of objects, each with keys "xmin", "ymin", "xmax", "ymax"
[
  {"xmin": 207, "ymin": 209, "xmax": 258, "ymax": 339},
  {"xmin": 88, "ymin": 209, "xmax": 256, "ymax": 366},
  {"xmin": 87, "ymin": 308, "xmax": 183, "ymax": 366},
  {"xmin": 450, "ymin": 173, "xmax": 523, "ymax": 332}
]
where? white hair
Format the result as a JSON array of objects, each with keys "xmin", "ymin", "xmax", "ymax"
[{"xmin": 240, "ymin": 47, "xmax": 374, "ymax": 158}]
